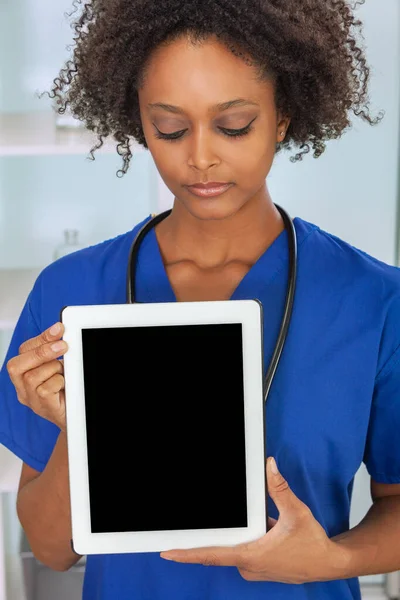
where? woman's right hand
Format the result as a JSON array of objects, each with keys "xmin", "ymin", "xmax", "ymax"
[{"xmin": 7, "ymin": 322, "xmax": 69, "ymax": 431}]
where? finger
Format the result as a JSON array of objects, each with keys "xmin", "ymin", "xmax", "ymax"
[
  {"xmin": 160, "ymin": 545, "xmax": 246, "ymax": 567},
  {"xmin": 36, "ymin": 373, "xmax": 65, "ymax": 402},
  {"xmin": 22, "ymin": 360, "xmax": 64, "ymax": 396},
  {"xmin": 8, "ymin": 339, "xmax": 68, "ymax": 381},
  {"xmin": 19, "ymin": 322, "xmax": 64, "ymax": 354},
  {"xmin": 266, "ymin": 458, "xmax": 311, "ymax": 523},
  {"xmin": 7, "ymin": 340, "xmax": 68, "ymax": 403},
  {"xmin": 35, "ymin": 374, "xmax": 66, "ymax": 427}
]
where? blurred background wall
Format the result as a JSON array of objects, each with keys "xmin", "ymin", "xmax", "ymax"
[{"xmin": 0, "ymin": 0, "xmax": 399, "ymax": 598}]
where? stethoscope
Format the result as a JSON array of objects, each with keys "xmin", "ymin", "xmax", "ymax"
[{"xmin": 126, "ymin": 204, "xmax": 297, "ymax": 404}]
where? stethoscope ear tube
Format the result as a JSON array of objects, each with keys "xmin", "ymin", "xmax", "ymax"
[
  {"xmin": 126, "ymin": 204, "xmax": 297, "ymax": 405},
  {"xmin": 126, "ymin": 209, "xmax": 172, "ymax": 304},
  {"xmin": 263, "ymin": 205, "xmax": 297, "ymax": 403}
]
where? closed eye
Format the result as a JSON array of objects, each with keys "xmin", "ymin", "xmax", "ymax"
[{"xmin": 154, "ymin": 117, "xmax": 257, "ymax": 142}]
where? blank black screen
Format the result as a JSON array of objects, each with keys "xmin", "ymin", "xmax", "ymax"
[{"xmin": 81, "ymin": 323, "xmax": 247, "ymax": 533}]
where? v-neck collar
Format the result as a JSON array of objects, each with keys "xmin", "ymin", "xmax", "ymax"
[{"xmin": 136, "ymin": 217, "xmax": 310, "ymax": 303}]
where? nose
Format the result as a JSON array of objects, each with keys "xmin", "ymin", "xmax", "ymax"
[{"xmin": 187, "ymin": 128, "xmax": 220, "ymax": 171}]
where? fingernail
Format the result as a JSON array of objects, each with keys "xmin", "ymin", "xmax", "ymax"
[
  {"xmin": 270, "ymin": 457, "xmax": 279, "ymax": 475},
  {"xmin": 50, "ymin": 323, "xmax": 61, "ymax": 336},
  {"xmin": 51, "ymin": 341, "xmax": 66, "ymax": 353}
]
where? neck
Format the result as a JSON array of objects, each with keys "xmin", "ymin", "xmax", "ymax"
[{"xmin": 155, "ymin": 184, "xmax": 285, "ymax": 270}]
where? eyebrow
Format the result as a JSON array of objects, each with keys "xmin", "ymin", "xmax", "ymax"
[{"xmin": 147, "ymin": 98, "xmax": 259, "ymax": 114}]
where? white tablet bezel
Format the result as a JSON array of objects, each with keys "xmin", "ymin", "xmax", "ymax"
[{"xmin": 62, "ymin": 299, "xmax": 266, "ymax": 555}]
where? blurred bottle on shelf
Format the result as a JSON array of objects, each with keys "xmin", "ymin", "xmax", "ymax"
[{"xmin": 53, "ymin": 230, "xmax": 85, "ymax": 260}]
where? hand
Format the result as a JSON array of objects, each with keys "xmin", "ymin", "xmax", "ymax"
[
  {"xmin": 7, "ymin": 322, "xmax": 69, "ymax": 431},
  {"xmin": 160, "ymin": 457, "xmax": 349, "ymax": 584}
]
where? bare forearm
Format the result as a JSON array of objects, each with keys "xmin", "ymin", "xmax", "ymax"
[
  {"xmin": 17, "ymin": 431, "xmax": 82, "ymax": 571},
  {"xmin": 331, "ymin": 495, "xmax": 400, "ymax": 579}
]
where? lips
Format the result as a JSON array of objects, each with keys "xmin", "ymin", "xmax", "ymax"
[
  {"xmin": 189, "ymin": 182, "xmax": 230, "ymax": 189},
  {"xmin": 186, "ymin": 183, "xmax": 233, "ymax": 198}
]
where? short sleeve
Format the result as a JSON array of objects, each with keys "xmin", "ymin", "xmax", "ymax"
[
  {"xmin": 363, "ymin": 344, "xmax": 400, "ymax": 484},
  {"xmin": 0, "ymin": 284, "xmax": 60, "ymax": 472}
]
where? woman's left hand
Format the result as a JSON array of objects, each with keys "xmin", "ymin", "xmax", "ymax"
[{"xmin": 160, "ymin": 457, "xmax": 349, "ymax": 584}]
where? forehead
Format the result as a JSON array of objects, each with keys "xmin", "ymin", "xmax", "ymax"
[{"xmin": 140, "ymin": 36, "xmax": 274, "ymax": 110}]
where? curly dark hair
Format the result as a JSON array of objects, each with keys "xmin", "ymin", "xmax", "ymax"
[{"xmin": 40, "ymin": 0, "xmax": 384, "ymax": 177}]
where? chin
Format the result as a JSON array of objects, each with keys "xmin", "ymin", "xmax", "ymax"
[
  {"xmin": 179, "ymin": 193, "xmax": 245, "ymax": 222},
  {"xmin": 188, "ymin": 203, "xmax": 241, "ymax": 221}
]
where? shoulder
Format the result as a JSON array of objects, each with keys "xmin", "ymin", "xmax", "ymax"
[
  {"xmin": 296, "ymin": 216, "xmax": 400, "ymax": 300},
  {"xmin": 296, "ymin": 217, "xmax": 400, "ymax": 374}
]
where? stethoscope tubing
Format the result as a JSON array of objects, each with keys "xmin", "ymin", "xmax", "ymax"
[{"xmin": 126, "ymin": 204, "xmax": 297, "ymax": 404}]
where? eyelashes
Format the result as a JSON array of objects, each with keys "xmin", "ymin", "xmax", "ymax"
[{"xmin": 154, "ymin": 117, "xmax": 257, "ymax": 142}]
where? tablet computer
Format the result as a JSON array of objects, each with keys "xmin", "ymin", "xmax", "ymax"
[{"xmin": 61, "ymin": 299, "xmax": 267, "ymax": 555}]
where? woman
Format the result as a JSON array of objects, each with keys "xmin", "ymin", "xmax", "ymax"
[{"xmin": 1, "ymin": 0, "xmax": 400, "ymax": 599}]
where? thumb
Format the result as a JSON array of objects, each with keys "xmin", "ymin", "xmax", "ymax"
[{"xmin": 267, "ymin": 457, "xmax": 306, "ymax": 522}]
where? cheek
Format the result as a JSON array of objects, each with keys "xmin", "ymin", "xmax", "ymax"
[
  {"xmin": 255, "ymin": 131, "xmax": 277, "ymax": 177},
  {"xmin": 226, "ymin": 136, "xmax": 275, "ymax": 185},
  {"xmin": 149, "ymin": 144, "xmax": 184, "ymax": 186}
]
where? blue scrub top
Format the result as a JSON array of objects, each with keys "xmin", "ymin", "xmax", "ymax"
[{"xmin": 1, "ymin": 214, "xmax": 400, "ymax": 600}]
